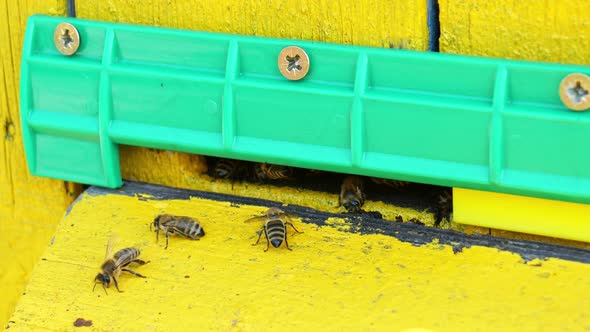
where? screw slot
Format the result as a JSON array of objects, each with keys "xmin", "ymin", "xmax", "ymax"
[
  {"xmin": 567, "ymin": 81, "xmax": 588, "ymax": 104},
  {"xmin": 286, "ymin": 54, "xmax": 302, "ymax": 72},
  {"xmin": 60, "ymin": 29, "xmax": 74, "ymax": 49},
  {"xmin": 278, "ymin": 46, "xmax": 309, "ymax": 81},
  {"xmin": 53, "ymin": 22, "xmax": 80, "ymax": 56}
]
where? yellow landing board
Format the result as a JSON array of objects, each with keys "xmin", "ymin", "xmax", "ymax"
[{"xmin": 8, "ymin": 183, "xmax": 590, "ymax": 331}]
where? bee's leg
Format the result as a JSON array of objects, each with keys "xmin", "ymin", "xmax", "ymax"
[
  {"xmin": 131, "ymin": 259, "xmax": 149, "ymax": 265},
  {"xmin": 284, "ymin": 230, "xmax": 293, "ymax": 251},
  {"xmin": 286, "ymin": 222, "xmax": 303, "ymax": 234},
  {"xmin": 252, "ymin": 229, "xmax": 263, "ymax": 246},
  {"xmin": 101, "ymin": 283, "xmax": 108, "ymax": 295},
  {"xmin": 112, "ymin": 276, "xmax": 123, "ymax": 292},
  {"xmin": 122, "ymin": 268, "xmax": 147, "ymax": 278},
  {"xmin": 264, "ymin": 228, "xmax": 270, "ymax": 252},
  {"xmin": 155, "ymin": 228, "xmax": 159, "ymax": 243},
  {"xmin": 165, "ymin": 229, "xmax": 171, "ymax": 249}
]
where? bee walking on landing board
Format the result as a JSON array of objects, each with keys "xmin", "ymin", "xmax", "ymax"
[
  {"xmin": 94, "ymin": 236, "xmax": 149, "ymax": 294},
  {"xmin": 152, "ymin": 214, "xmax": 205, "ymax": 249},
  {"xmin": 244, "ymin": 208, "xmax": 303, "ymax": 251}
]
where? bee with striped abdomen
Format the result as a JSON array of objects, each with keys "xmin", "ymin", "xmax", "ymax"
[
  {"xmin": 211, "ymin": 158, "xmax": 250, "ymax": 188},
  {"xmin": 244, "ymin": 208, "xmax": 303, "ymax": 251},
  {"xmin": 93, "ymin": 237, "xmax": 148, "ymax": 294},
  {"xmin": 254, "ymin": 163, "xmax": 295, "ymax": 182},
  {"xmin": 434, "ymin": 189, "xmax": 453, "ymax": 227},
  {"xmin": 338, "ymin": 175, "xmax": 366, "ymax": 213},
  {"xmin": 152, "ymin": 214, "xmax": 205, "ymax": 249}
]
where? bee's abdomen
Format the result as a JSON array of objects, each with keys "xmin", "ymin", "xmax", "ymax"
[
  {"xmin": 113, "ymin": 247, "xmax": 141, "ymax": 266},
  {"xmin": 370, "ymin": 177, "xmax": 410, "ymax": 189},
  {"xmin": 266, "ymin": 220, "xmax": 286, "ymax": 247},
  {"xmin": 214, "ymin": 159, "xmax": 238, "ymax": 178},
  {"xmin": 172, "ymin": 219, "xmax": 205, "ymax": 239},
  {"xmin": 267, "ymin": 166, "xmax": 293, "ymax": 180}
]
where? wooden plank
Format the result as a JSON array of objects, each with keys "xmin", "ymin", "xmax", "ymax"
[
  {"xmin": 439, "ymin": 0, "xmax": 590, "ymax": 62},
  {"xmin": 0, "ymin": 0, "xmax": 83, "ymax": 327},
  {"xmin": 8, "ymin": 182, "xmax": 590, "ymax": 331}
]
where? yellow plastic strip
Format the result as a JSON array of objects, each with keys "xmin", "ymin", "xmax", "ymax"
[{"xmin": 454, "ymin": 188, "xmax": 590, "ymax": 242}]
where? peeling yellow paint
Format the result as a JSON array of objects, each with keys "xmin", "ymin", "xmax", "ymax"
[
  {"xmin": 0, "ymin": 1, "xmax": 428, "ymax": 325},
  {"xmin": 9, "ymin": 191, "xmax": 590, "ymax": 331}
]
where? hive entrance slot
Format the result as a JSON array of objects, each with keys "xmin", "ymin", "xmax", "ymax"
[{"xmin": 205, "ymin": 156, "xmax": 453, "ymax": 227}]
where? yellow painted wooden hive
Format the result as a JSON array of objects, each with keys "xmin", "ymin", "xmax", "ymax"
[{"xmin": 2, "ymin": 0, "xmax": 590, "ymax": 330}]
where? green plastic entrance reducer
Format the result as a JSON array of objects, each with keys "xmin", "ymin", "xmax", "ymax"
[{"xmin": 20, "ymin": 15, "xmax": 590, "ymax": 206}]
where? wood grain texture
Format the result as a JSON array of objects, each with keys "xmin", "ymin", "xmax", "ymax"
[
  {"xmin": 439, "ymin": 0, "xmax": 590, "ymax": 63},
  {"xmin": 0, "ymin": 0, "xmax": 83, "ymax": 327},
  {"xmin": 8, "ymin": 186, "xmax": 590, "ymax": 331},
  {"xmin": 77, "ymin": 0, "xmax": 429, "ymax": 49}
]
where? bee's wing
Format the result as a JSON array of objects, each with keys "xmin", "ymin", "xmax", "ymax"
[
  {"xmin": 104, "ymin": 233, "xmax": 120, "ymax": 260},
  {"xmin": 243, "ymin": 215, "xmax": 266, "ymax": 223},
  {"xmin": 131, "ymin": 240, "xmax": 149, "ymax": 249}
]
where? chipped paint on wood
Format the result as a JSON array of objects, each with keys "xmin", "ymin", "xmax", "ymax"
[
  {"xmin": 0, "ymin": 0, "xmax": 83, "ymax": 327},
  {"xmin": 8, "ymin": 187, "xmax": 590, "ymax": 331}
]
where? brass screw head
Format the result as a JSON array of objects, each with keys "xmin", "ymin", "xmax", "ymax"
[
  {"xmin": 559, "ymin": 73, "xmax": 590, "ymax": 111},
  {"xmin": 53, "ymin": 22, "xmax": 80, "ymax": 56},
  {"xmin": 278, "ymin": 46, "xmax": 310, "ymax": 81}
]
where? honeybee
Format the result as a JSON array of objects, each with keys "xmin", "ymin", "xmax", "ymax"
[
  {"xmin": 244, "ymin": 208, "xmax": 303, "ymax": 251},
  {"xmin": 211, "ymin": 158, "xmax": 250, "ymax": 187},
  {"xmin": 369, "ymin": 177, "xmax": 410, "ymax": 190},
  {"xmin": 93, "ymin": 237, "xmax": 148, "ymax": 294},
  {"xmin": 254, "ymin": 163, "xmax": 295, "ymax": 181},
  {"xmin": 434, "ymin": 189, "xmax": 453, "ymax": 227},
  {"xmin": 152, "ymin": 214, "xmax": 205, "ymax": 249},
  {"xmin": 338, "ymin": 175, "xmax": 366, "ymax": 213}
]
